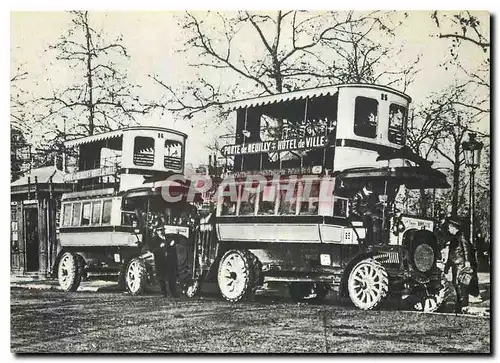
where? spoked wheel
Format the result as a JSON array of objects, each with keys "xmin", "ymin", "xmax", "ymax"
[
  {"xmin": 217, "ymin": 250, "xmax": 253, "ymax": 302},
  {"xmin": 348, "ymin": 258, "xmax": 389, "ymax": 310},
  {"xmin": 58, "ymin": 252, "xmax": 82, "ymax": 292},
  {"xmin": 125, "ymin": 257, "xmax": 148, "ymax": 296}
]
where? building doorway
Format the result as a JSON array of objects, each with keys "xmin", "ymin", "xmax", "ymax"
[{"xmin": 24, "ymin": 207, "xmax": 39, "ymax": 272}]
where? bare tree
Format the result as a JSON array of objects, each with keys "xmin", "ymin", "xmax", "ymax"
[
  {"xmin": 406, "ymin": 106, "xmax": 447, "ymax": 217},
  {"xmin": 408, "ymin": 85, "xmax": 487, "ymax": 218},
  {"xmin": 431, "ymin": 11, "xmax": 490, "ymax": 115},
  {"xmin": 407, "ymin": 12, "xmax": 490, "ymax": 220},
  {"xmin": 10, "ymin": 65, "xmax": 30, "ymax": 134},
  {"xmin": 11, "ymin": 66, "xmax": 33, "ymax": 180},
  {"xmin": 152, "ymin": 10, "xmax": 419, "ymax": 120},
  {"xmin": 431, "ymin": 11, "xmax": 489, "ymax": 55},
  {"xmin": 37, "ymin": 11, "xmax": 151, "ymax": 139}
]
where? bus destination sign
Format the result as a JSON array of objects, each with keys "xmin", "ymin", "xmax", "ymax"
[{"xmin": 221, "ymin": 135, "xmax": 326, "ymax": 156}]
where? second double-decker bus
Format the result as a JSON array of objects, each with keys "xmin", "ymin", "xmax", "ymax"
[{"xmin": 185, "ymin": 83, "xmax": 450, "ymax": 312}]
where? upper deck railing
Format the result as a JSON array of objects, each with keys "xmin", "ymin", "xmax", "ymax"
[{"xmin": 220, "ymin": 83, "xmax": 413, "ymax": 175}]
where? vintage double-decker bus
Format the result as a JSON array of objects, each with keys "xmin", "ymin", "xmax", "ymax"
[
  {"xmin": 186, "ymin": 83, "xmax": 450, "ymax": 311},
  {"xmin": 56, "ymin": 126, "xmax": 201, "ymax": 295}
]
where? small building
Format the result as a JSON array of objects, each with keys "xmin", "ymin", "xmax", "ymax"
[{"xmin": 11, "ymin": 166, "xmax": 73, "ymax": 277}]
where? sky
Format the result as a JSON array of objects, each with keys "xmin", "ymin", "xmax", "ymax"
[{"xmin": 10, "ymin": 10, "xmax": 490, "ymax": 167}]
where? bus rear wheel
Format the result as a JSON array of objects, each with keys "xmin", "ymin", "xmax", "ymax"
[
  {"xmin": 125, "ymin": 257, "xmax": 147, "ymax": 296},
  {"xmin": 347, "ymin": 258, "xmax": 389, "ymax": 310},
  {"xmin": 58, "ymin": 252, "xmax": 82, "ymax": 292},
  {"xmin": 217, "ymin": 250, "xmax": 254, "ymax": 302}
]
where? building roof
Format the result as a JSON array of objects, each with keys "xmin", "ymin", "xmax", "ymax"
[{"xmin": 11, "ymin": 166, "xmax": 67, "ymax": 187}]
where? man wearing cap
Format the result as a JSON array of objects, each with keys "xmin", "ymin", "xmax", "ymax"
[
  {"xmin": 352, "ymin": 182, "xmax": 383, "ymax": 245},
  {"xmin": 146, "ymin": 212, "xmax": 179, "ymax": 298},
  {"xmin": 444, "ymin": 219, "xmax": 473, "ymax": 313}
]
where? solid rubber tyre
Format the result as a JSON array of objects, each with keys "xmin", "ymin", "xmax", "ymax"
[
  {"xmin": 58, "ymin": 252, "xmax": 82, "ymax": 292},
  {"xmin": 125, "ymin": 257, "xmax": 148, "ymax": 296},
  {"xmin": 347, "ymin": 258, "xmax": 389, "ymax": 310},
  {"xmin": 217, "ymin": 250, "xmax": 253, "ymax": 302}
]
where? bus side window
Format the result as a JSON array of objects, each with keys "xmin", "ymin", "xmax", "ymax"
[
  {"xmin": 133, "ymin": 136, "xmax": 155, "ymax": 167},
  {"xmin": 81, "ymin": 202, "xmax": 91, "ymax": 226},
  {"xmin": 164, "ymin": 139, "xmax": 183, "ymax": 169},
  {"xmin": 298, "ymin": 179, "xmax": 320, "ymax": 215},
  {"xmin": 354, "ymin": 96, "xmax": 378, "ymax": 139},
  {"xmin": 92, "ymin": 201, "xmax": 102, "ymax": 225},
  {"xmin": 388, "ymin": 103, "xmax": 407, "ymax": 145},
  {"xmin": 62, "ymin": 204, "xmax": 72, "ymax": 227},
  {"xmin": 218, "ymin": 182, "xmax": 238, "ymax": 217},
  {"xmin": 257, "ymin": 184, "xmax": 276, "ymax": 216},
  {"xmin": 220, "ymin": 197, "xmax": 237, "ymax": 216},
  {"xmin": 72, "ymin": 203, "xmax": 82, "ymax": 226},
  {"xmin": 121, "ymin": 211, "xmax": 135, "ymax": 226},
  {"xmin": 239, "ymin": 184, "xmax": 258, "ymax": 216},
  {"xmin": 277, "ymin": 186, "xmax": 298, "ymax": 216},
  {"xmin": 102, "ymin": 200, "xmax": 112, "ymax": 224},
  {"xmin": 333, "ymin": 197, "xmax": 349, "ymax": 218}
]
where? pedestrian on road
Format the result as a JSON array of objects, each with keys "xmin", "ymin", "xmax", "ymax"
[{"xmin": 444, "ymin": 219, "xmax": 478, "ymax": 313}]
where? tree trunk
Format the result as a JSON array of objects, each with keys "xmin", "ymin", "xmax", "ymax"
[
  {"xmin": 84, "ymin": 12, "xmax": 95, "ymax": 136},
  {"xmin": 419, "ymin": 188, "xmax": 428, "ymax": 217}
]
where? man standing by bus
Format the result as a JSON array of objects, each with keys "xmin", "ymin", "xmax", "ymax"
[
  {"xmin": 444, "ymin": 219, "xmax": 478, "ymax": 313},
  {"xmin": 144, "ymin": 212, "xmax": 179, "ymax": 298}
]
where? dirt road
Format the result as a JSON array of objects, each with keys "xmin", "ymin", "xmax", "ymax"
[
  {"xmin": 11, "ymin": 289, "xmax": 490, "ymax": 353},
  {"xmin": 10, "ymin": 287, "xmax": 490, "ymax": 353}
]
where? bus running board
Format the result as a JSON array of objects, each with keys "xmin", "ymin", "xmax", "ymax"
[{"xmin": 264, "ymin": 276, "xmax": 341, "ymax": 284}]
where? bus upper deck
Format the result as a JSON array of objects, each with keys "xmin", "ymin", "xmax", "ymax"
[
  {"xmin": 220, "ymin": 83, "xmax": 412, "ymax": 175},
  {"xmin": 63, "ymin": 126, "xmax": 187, "ymax": 192}
]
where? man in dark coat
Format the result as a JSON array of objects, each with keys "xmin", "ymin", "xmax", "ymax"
[
  {"xmin": 162, "ymin": 236, "xmax": 180, "ymax": 298},
  {"xmin": 444, "ymin": 219, "xmax": 478, "ymax": 313},
  {"xmin": 147, "ymin": 213, "xmax": 179, "ymax": 298},
  {"xmin": 352, "ymin": 182, "xmax": 383, "ymax": 245},
  {"xmin": 475, "ymin": 230, "xmax": 489, "ymax": 272}
]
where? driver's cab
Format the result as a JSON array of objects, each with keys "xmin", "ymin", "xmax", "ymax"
[
  {"xmin": 121, "ymin": 184, "xmax": 199, "ymax": 243},
  {"xmin": 335, "ymin": 166, "xmax": 450, "ymax": 247},
  {"xmin": 120, "ymin": 183, "xmax": 201, "ymax": 280}
]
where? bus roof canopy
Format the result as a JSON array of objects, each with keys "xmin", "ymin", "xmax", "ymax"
[
  {"xmin": 335, "ymin": 166, "xmax": 450, "ymax": 189},
  {"xmin": 223, "ymin": 83, "xmax": 411, "ymax": 111}
]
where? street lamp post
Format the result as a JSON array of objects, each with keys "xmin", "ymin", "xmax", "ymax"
[{"xmin": 461, "ymin": 132, "xmax": 484, "ymax": 250}]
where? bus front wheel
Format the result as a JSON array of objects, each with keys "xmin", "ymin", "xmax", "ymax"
[
  {"xmin": 125, "ymin": 257, "xmax": 148, "ymax": 296},
  {"xmin": 347, "ymin": 258, "xmax": 389, "ymax": 310}
]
